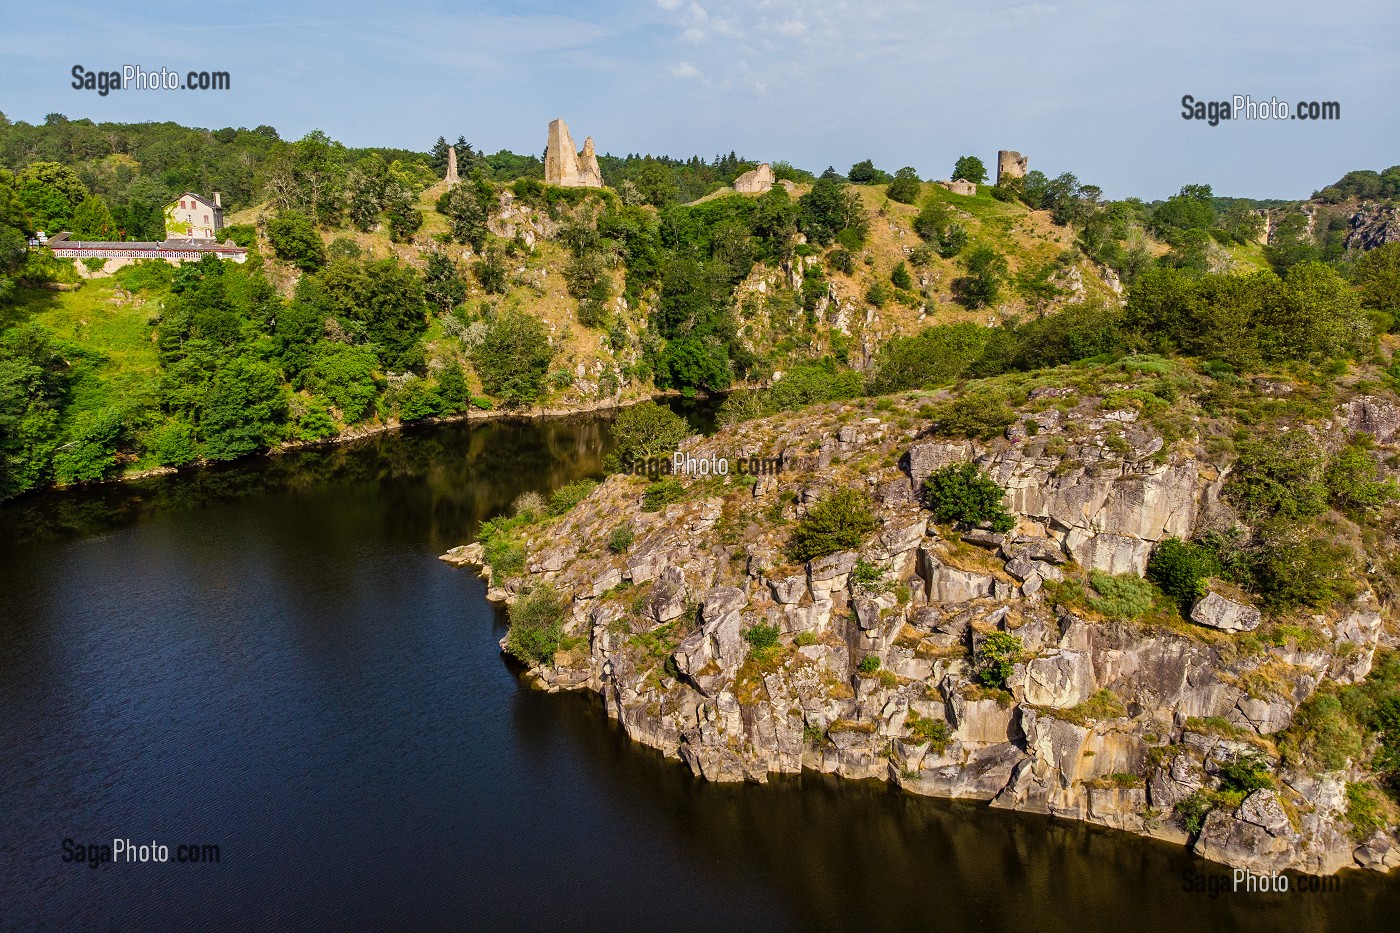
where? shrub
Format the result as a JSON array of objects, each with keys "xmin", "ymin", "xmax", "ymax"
[
  {"xmin": 1346, "ymin": 783, "xmax": 1387, "ymax": 841},
  {"xmin": 1217, "ymin": 753, "xmax": 1274, "ymax": 794},
  {"xmin": 512, "ymin": 491, "xmax": 547, "ymax": 519},
  {"xmin": 1226, "ymin": 430, "xmax": 1328, "ymax": 524},
  {"xmin": 788, "ymin": 487, "xmax": 879, "ymax": 562},
  {"xmin": 1326, "ymin": 437, "xmax": 1399, "ymax": 518},
  {"xmin": 906, "ymin": 713, "xmax": 952, "ymax": 752},
  {"xmin": 974, "ymin": 633, "xmax": 1022, "ymax": 690},
  {"xmin": 1086, "ymin": 570, "xmax": 1156, "ymax": 620},
  {"xmin": 857, "ymin": 654, "xmax": 882, "ymax": 674},
  {"xmin": 642, "ymin": 478, "xmax": 685, "ymax": 512},
  {"xmin": 504, "ymin": 584, "xmax": 568, "ymax": 665},
  {"xmin": 923, "ymin": 462, "xmax": 1014, "ymax": 532},
  {"xmin": 929, "ymin": 392, "xmax": 1016, "ymax": 440},
  {"xmin": 743, "ymin": 623, "xmax": 781, "ymax": 656},
  {"xmin": 1281, "ymin": 692, "xmax": 1366, "ymax": 770},
  {"xmin": 890, "ymin": 261, "xmax": 912, "ymax": 290},
  {"xmin": 868, "ymin": 323, "xmax": 990, "ymax": 394},
  {"xmin": 1245, "ymin": 521, "xmax": 1355, "ymax": 611},
  {"xmin": 549, "ymin": 479, "xmax": 598, "ymax": 515},
  {"xmin": 1146, "ymin": 538, "xmax": 1218, "ymax": 613},
  {"xmin": 1176, "ymin": 790, "xmax": 1212, "ymax": 834},
  {"xmin": 886, "ymin": 167, "xmax": 922, "ymax": 205},
  {"xmin": 608, "ymin": 525, "xmax": 635, "ymax": 554},
  {"xmin": 851, "ymin": 559, "xmax": 891, "ymax": 594}
]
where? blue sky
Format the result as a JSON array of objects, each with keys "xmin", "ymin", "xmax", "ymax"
[{"xmin": 4, "ymin": 0, "xmax": 1396, "ymax": 200}]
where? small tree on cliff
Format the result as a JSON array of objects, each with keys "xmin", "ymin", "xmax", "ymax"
[{"xmin": 788, "ymin": 487, "xmax": 879, "ymax": 562}]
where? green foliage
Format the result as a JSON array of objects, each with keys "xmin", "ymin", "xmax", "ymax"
[
  {"xmin": 954, "ymin": 245, "xmax": 1008, "ymax": 308},
  {"xmin": 788, "ymin": 487, "xmax": 879, "ymax": 562},
  {"xmin": 51, "ymin": 406, "xmax": 124, "ymax": 483},
  {"xmin": 607, "ymin": 400, "xmax": 689, "ymax": 468},
  {"xmin": 1325, "ymin": 436, "xmax": 1398, "ymax": 518},
  {"xmin": 423, "ymin": 250, "xmax": 467, "ymax": 312},
  {"xmin": 1226, "ymin": 430, "xmax": 1328, "ymax": 523},
  {"xmin": 923, "ymin": 462, "xmax": 1014, "ymax": 532},
  {"xmin": 743, "ymin": 622, "xmax": 781, "ymax": 658},
  {"xmin": 608, "ymin": 525, "xmax": 634, "ymax": 554},
  {"xmin": 265, "ymin": 210, "xmax": 325, "ymax": 271},
  {"xmin": 927, "ymin": 392, "xmax": 1016, "ymax": 440},
  {"xmin": 886, "ymin": 167, "xmax": 922, "ymax": 205},
  {"xmin": 906, "ymin": 713, "xmax": 952, "ymax": 752},
  {"xmin": 952, "ymin": 156, "xmax": 988, "ymax": 185},
  {"xmin": 1175, "ymin": 790, "xmax": 1213, "ymax": 834},
  {"xmin": 302, "ymin": 341, "xmax": 379, "ymax": 422},
  {"xmin": 1087, "ymin": 571, "xmax": 1156, "ymax": 620},
  {"xmin": 857, "ymin": 654, "xmax": 882, "ymax": 674},
  {"xmin": 548, "ymin": 479, "xmax": 598, "ymax": 515},
  {"xmin": 199, "ymin": 356, "xmax": 286, "ymax": 460},
  {"xmin": 1345, "ymin": 783, "xmax": 1387, "ymax": 841},
  {"xmin": 974, "ymin": 633, "xmax": 1023, "ymax": 690},
  {"xmin": 472, "ymin": 310, "xmax": 554, "ymax": 407},
  {"xmin": 0, "ymin": 324, "xmax": 69, "ymax": 499},
  {"xmin": 890, "ymin": 261, "xmax": 912, "ymax": 290},
  {"xmin": 798, "ymin": 177, "xmax": 868, "ymax": 247},
  {"xmin": 479, "ymin": 515, "xmax": 528, "ymax": 584},
  {"xmin": 144, "ymin": 417, "xmax": 198, "ymax": 467},
  {"xmin": 869, "ymin": 323, "xmax": 989, "ymax": 394},
  {"xmin": 1217, "ymin": 753, "xmax": 1274, "ymax": 794},
  {"xmin": 851, "ymin": 559, "xmax": 891, "ymax": 594},
  {"xmin": 1146, "ymin": 538, "xmax": 1218, "ymax": 613},
  {"xmin": 1281, "ymin": 692, "xmax": 1366, "ymax": 771},
  {"xmin": 717, "ymin": 359, "xmax": 862, "ymax": 426},
  {"xmin": 436, "ymin": 177, "xmax": 494, "ymax": 250},
  {"xmin": 504, "ymin": 583, "xmax": 568, "ymax": 665},
  {"xmin": 641, "ymin": 477, "xmax": 686, "ymax": 512}
]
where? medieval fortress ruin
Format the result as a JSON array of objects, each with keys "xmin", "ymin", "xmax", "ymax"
[
  {"xmin": 545, "ymin": 118, "xmax": 604, "ymax": 188},
  {"xmin": 997, "ymin": 150, "xmax": 1028, "ymax": 185}
]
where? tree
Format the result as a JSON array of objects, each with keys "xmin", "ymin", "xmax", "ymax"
[
  {"xmin": 952, "ymin": 156, "xmax": 988, "ymax": 185},
  {"xmin": 657, "ymin": 336, "xmax": 732, "ymax": 393},
  {"xmin": 436, "ymin": 360, "xmax": 472, "ymax": 414},
  {"xmin": 848, "ymin": 160, "xmax": 889, "ymax": 185},
  {"xmin": 912, "ymin": 197, "xmax": 950, "ymax": 242},
  {"xmin": 200, "ymin": 356, "xmax": 287, "ymax": 460},
  {"xmin": 974, "ymin": 633, "xmax": 1022, "ymax": 689},
  {"xmin": 472, "ymin": 310, "xmax": 554, "ymax": 406},
  {"xmin": 955, "ymin": 246, "xmax": 1009, "ymax": 308},
  {"xmin": 70, "ymin": 196, "xmax": 115, "ymax": 239},
  {"xmin": 51, "ymin": 407, "xmax": 125, "ymax": 483},
  {"xmin": 265, "ymin": 210, "xmax": 325, "ymax": 271},
  {"xmin": 302, "ymin": 341, "xmax": 379, "ymax": 422},
  {"xmin": 437, "ymin": 176, "xmax": 493, "ymax": 250},
  {"xmin": 423, "ymin": 250, "xmax": 467, "ymax": 312},
  {"xmin": 608, "ymin": 400, "xmax": 689, "ymax": 467},
  {"xmin": 798, "ymin": 178, "xmax": 868, "ymax": 246},
  {"xmin": 887, "ymin": 167, "xmax": 922, "ymax": 204},
  {"xmin": 890, "ymin": 261, "xmax": 912, "ymax": 290},
  {"xmin": 1355, "ymin": 243, "xmax": 1400, "ymax": 320},
  {"xmin": 15, "ymin": 162, "xmax": 87, "ymax": 232}
]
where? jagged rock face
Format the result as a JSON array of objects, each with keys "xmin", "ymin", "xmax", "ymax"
[
  {"xmin": 1345, "ymin": 203, "xmax": 1400, "ymax": 251},
  {"xmin": 444, "ymin": 394, "xmax": 1398, "ymax": 877},
  {"xmin": 1191, "ymin": 590, "xmax": 1262, "ymax": 633}
]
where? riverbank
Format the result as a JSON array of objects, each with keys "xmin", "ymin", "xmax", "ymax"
[{"xmin": 440, "ymin": 370, "xmax": 1400, "ymax": 879}]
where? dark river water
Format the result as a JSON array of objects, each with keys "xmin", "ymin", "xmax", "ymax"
[{"xmin": 2, "ymin": 407, "xmax": 1398, "ymax": 932}]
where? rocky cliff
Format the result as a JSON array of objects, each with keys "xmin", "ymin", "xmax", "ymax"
[{"xmin": 443, "ymin": 367, "xmax": 1400, "ymax": 877}]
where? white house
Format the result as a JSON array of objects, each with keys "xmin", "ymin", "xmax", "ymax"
[{"xmin": 165, "ymin": 191, "xmax": 226, "ymax": 241}]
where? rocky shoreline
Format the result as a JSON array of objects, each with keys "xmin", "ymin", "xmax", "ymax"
[{"xmin": 442, "ymin": 383, "xmax": 1400, "ymax": 877}]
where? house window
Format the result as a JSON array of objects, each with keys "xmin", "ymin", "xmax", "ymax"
[{"xmin": 204, "ymin": 215, "xmax": 210, "ymax": 224}]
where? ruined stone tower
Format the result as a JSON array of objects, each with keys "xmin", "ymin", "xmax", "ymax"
[
  {"xmin": 545, "ymin": 118, "xmax": 603, "ymax": 188},
  {"xmin": 996, "ymin": 150, "xmax": 1028, "ymax": 185},
  {"xmin": 445, "ymin": 143, "xmax": 459, "ymax": 187}
]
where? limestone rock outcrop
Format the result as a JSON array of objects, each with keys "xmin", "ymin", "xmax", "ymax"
[{"xmin": 444, "ymin": 386, "xmax": 1399, "ymax": 878}]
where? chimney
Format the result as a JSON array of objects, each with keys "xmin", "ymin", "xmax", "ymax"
[{"xmin": 213, "ymin": 192, "xmax": 222, "ymax": 208}]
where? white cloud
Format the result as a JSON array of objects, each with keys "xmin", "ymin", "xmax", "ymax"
[{"xmin": 671, "ymin": 61, "xmax": 702, "ymax": 78}]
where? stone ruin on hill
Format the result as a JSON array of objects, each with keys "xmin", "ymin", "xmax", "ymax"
[
  {"xmin": 733, "ymin": 163, "xmax": 775, "ymax": 194},
  {"xmin": 445, "ymin": 143, "xmax": 459, "ymax": 187},
  {"xmin": 545, "ymin": 118, "xmax": 603, "ymax": 188},
  {"xmin": 997, "ymin": 150, "xmax": 1028, "ymax": 184}
]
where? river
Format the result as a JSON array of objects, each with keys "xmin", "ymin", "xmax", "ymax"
[{"xmin": 1, "ymin": 408, "xmax": 1397, "ymax": 931}]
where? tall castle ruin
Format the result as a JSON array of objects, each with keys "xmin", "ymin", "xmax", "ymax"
[{"xmin": 545, "ymin": 118, "xmax": 603, "ymax": 188}]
